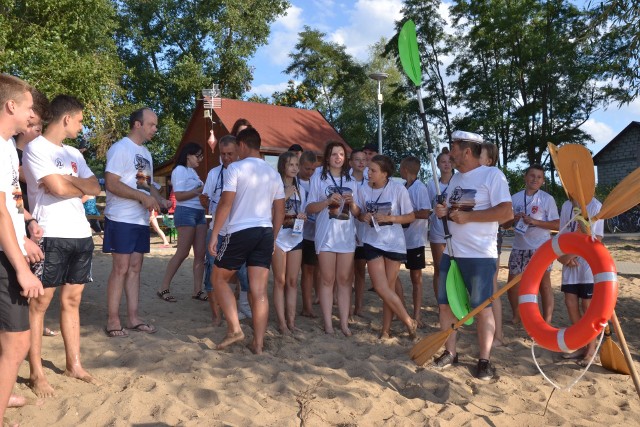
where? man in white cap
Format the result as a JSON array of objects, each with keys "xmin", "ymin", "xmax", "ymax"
[{"xmin": 432, "ymin": 130, "xmax": 513, "ymax": 380}]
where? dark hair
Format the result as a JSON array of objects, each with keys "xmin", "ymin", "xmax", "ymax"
[
  {"xmin": 237, "ymin": 127, "xmax": 261, "ymax": 151},
  {"xmin": 218, "ymin": 134, "xmax": 237, "ymax": 147},
  {"xmin": 400, "ymin": 156, "xmax": 421, "ymax": 175},
  {"xmin": 453, "ymin": 139, "xmax": 482, "ymax": 159},
  {"xmin": 174, "ymin": 142, "xmax": 202, "ymax": 169},
  {"xmin": 0, "ymin": 74, "xmax": 32, "ymax": 106},
  {"xmin": 129, "ymin": 107, "xmax": 152, "ymax": 129},
  {"xmin": 350, "ymin": 149, "xmax": 364, "ymax": 159},
  {"xmin": 300, "ymin": 150, "xmax": 317, "ymax": 165},
  {"xmin": 230, "ymin": 118, "xmax": 252, "ymax": 137},
  {"xmin": 288, "ymin": 143, "xmax": 303, "ymax": 152},
  {"xmin": 525, "ymin": 164, "xmax": 545, "ymax": 175},
  {"xmin": 370, "ymin": 154, "xmax": 395, "ymax": 178},
  {"xmin": 362, "ymin": 142, "xmax": 378, "ymax": 153},
  {"xmin": 321, "ymin": 141, "xmax": 351, "ymax": 181},
  {"xmin": 436, "ymin": 147, "xmax": 450, "ymax": 164},
  {"xmin": 31, "ymin": 89, "xmax": 50, "ymax": 122},
  {"xmin": 49, "ymin": 95, "xmax": 83, "ymax": 122},
  {"xmin": 481, "ymin": 142, "xmax": 499, "ymax": 166}
]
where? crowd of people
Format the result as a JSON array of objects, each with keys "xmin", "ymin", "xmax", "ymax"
[{"xmin": 1, "ymin": 74, "xmax": 605, "ymax": 424}]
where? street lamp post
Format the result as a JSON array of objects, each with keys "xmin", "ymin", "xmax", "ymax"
[{"xmin": 369, "ymin": 72, "xmax": 388, "ymax": 154}]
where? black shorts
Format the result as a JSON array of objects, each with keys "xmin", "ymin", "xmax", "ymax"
[
  {"xmin": 32, "ymin": 237, "xmax": 94, "ymax": 287},
  {"xmin": 354, "ymin": 246, "xmax": 367, "ymax": 261},
  {"xmin": 405, "ymin": 246, "xmax": 426, "ymax": 270},
  {"xmin": 0, "ymin": 252, "xmax": 30, "ymax": 332},
  {"xmin": 561, "ymin": 283, "xmax": 593, "ymax": 300},
  {"xmin": 301, "ymin": 239, "xmax": 318, "ymax": 266},
  {"xmin": 215, "ymin": 227, "xmax": 274, "ymax": 270},
  {"xmin": 363, "ymin": 244, "xmax": 406, "ymax": 262}
]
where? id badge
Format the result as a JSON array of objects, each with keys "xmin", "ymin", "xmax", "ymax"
[
  {"xmin": 514, "ymin": 218, "xmax": 529, "ymax": 235},
  {"xmin": 292, "ymin": 218, "xmax": 304, "ymax": 235},
  {"xmin": 371, "ymin": 216, "xmax": 381, "ymax": 232}
]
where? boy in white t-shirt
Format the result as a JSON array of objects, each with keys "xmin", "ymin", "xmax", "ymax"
[
  {"xmin": 298, "ymin": 150, "xmax": 320, "ymax": 318},
  {"xmin": 505, "ymin": 164, "xmax": 559, "ymax": 325},
  {"xmin": 558, "ymin": 197, "xmax": 604, "ymax": 366},
  {"xmin": 0, "ymin": 74, "xmax": 45, "ymax": 422},
  {"xmin": 23, "ymin": 95, "xmax": 102, "ymax": 397}
]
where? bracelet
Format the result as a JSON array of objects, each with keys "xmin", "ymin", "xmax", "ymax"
[{"xmin": 25, "ymin": 218, "xmax": 37, "ymax": 227}]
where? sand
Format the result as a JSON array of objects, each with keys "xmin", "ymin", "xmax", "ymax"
[{"xmin": 6, "ymin": 235, "xmax": 640, "ymax": 426}]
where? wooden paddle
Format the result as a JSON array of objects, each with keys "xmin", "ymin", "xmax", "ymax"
[
  {"xmin": 600, "ymin": 324, "xmax": 630, "ymax": 375},
  {"xmin": 410, "ymin": 273, "xmax": 523, "ymax": 365}
]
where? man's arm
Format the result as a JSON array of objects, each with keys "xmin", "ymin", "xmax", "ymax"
[
  {"xmin": 40, "ymin": 174, "xmax": 84, "ymax": 198},
  {"xmin": 448, "ymin": 201, "xmax": 513, "ymax": 225},
  {"xmin": 271, "ymin": 198, "xmax": 285, "ymax": 241},
  {"xmin": 414, "ymin": 208, "xmax": 431, "ymax": 220},
  {"xmin": 105, "ymin": 172, "xmax": 159, "ymax": 212},
  {"xmin": 62, "ymin": 175, "xmax": 101, "ymax": 196}
]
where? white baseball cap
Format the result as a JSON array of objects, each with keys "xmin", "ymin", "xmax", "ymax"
[{"xmin": 451, "ymin": 130, "xmax": 483, "ymax": 143}]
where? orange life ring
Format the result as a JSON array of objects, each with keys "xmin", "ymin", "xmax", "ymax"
[{"xmin": 518, "ymin": 232, "xmax": 618, "ymax": 353}]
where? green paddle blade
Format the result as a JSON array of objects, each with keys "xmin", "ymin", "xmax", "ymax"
[
  {"xmin": 398, "ymin": 20, "xmax": 422, "ymax": 87},
  {"xmin": 446, "ymin": 259, "xmax": 473, "ymax": 325}
]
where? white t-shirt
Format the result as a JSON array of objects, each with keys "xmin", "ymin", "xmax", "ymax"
[
  {"xmin": 203, "ymin": 165, "xmax": 227, "ymax": 233},
  {"xmin": 427, "ymin": 177, "xmax": 453, "ymax": 244},
  {"xmin": 559, "ymin": 199, "xmax": 604, "ymax": 285},
  {"xmin": 308, "ymin": 172, "xmax": 359, "ymax": 253},
  {"xmin": 357, "ymin": 179, "xmax": 413, "ymax": 254},
  {"xmin": 298, "ymin": 178, "xmax": 315, "ymax": 241},
  {"xmin": 223, "ymin": 157, "xmax": 285, "ymax": 234},
  {"xmin": 0, "ymin": 137, "xmax": 26, "ymax": 254},
  {"xmin": 403, "ymin": 179, "xmax": 432, "ymax": 249},
  {"xmin": 104, "ymin": 137, "xmax": 154, "ymax": 226},
  {"xmin": 23, "ymin": 136, "xmax": 93, "ymax": 238},
  {"xmin": 511, "ymin": 189, "xmax": 559, "ymax": 250},
  {"xmin": 444, "ymin": 166, "xmax": 511, "ymax": 258},
  {"xmin": 352, "ymin": 176, "xmax": 368, "ymax": 247},
  {"xmin": 276, "ymin": 181, "xmax": 307, "ymax": 252},
  {"xmin": 171, "ymin": 165, "xmax": 204, "ymax": 210}
]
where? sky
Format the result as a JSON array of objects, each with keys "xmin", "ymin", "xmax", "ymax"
[{"xmin": 247, "ymin": 0, "xmax": 640, "ymax": 158}]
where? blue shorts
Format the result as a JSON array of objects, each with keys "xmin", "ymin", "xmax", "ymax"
[
  {"xmin": 437, "ymin": 254, "xmax": 497, "ymax": 308},
  {"xmin": 102, "ymin": 217, "xmax": 150, "ymax": 254},
  {"xmin": 174, "ymin": 205, "xmax": 206, "ymax": 227},
  {"xmin": 204, "ymin": 229, "xmax": 249, "ymax": 293}
]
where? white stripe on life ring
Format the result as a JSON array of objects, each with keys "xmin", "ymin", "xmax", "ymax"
[
  {"xmin": 551, "ymin": 236, "xmax": 564, "ymax": 257},
  {"xmin": 519, "ymin": 294, "xmax": 538, "ymax": 304},
  {"xmin": 557, "ymin": 328, "xmax": 573, "ymax": 353},
  {"xmin": 593, "ymin": 271, "xmax": 617, "ymax": 285}
]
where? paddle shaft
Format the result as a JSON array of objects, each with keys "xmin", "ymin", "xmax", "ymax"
[{"xmin": 611, "ymin": 310, "xmax": 640, "ymax": 400}]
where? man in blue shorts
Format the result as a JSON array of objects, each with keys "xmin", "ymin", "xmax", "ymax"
[
  {"xmin": 208, "ymin": 128, "xmax": 285, "ymax": 354},
  {"xmin": 433, "ymin": 131, "xmax": 513, "ymax": 380},
  {"xmin": 103, "ymin": 108, "xmax": 169, "ymax": 337},
  {"xmin": 0, "ymin": 74, "xmax": 44, "ymax": 422},
  {"xmin": 23, "ymin": 95, "xmax": 102, "ymax": 397}
]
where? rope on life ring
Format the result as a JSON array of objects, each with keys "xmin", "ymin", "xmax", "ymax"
[{"xmin": 518, "ymin": 232, "xmax": 618, "ymax": 353}]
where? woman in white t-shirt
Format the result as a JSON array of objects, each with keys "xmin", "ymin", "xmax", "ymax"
[
  {"xmin": 427, "ymin": 149, "xmax": 453, "ymax": 300},
  {"xmin": 306, "ymin": 142, "xmax": 360, "ymax": 336},
  {"xmin": 272, "ymin": 152, "xmax": 307, "ymax": 334},
  {"xmin": 357, "ymin": 155, "xmax": 417, "ymax": 339},
  {"xmin": 157, "ymin": 143, "xmax": 207, "ymax": 302}
]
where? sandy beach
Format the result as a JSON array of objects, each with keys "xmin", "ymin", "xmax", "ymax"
[{"xmin": 7, "ymin": 234, "xmax": 640, "ymax": 426}]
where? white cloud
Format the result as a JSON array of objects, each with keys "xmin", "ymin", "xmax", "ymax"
[
  {"xmin": 581, "ymin": 118, "xmax": 616, "ymax": 155},
  {"xmin": 248, "ymin": 81, "xmax": 297, "ymax": 97},
  {"xmin": 260, "ymin": 5, "xmax": 304, "ymax": 67}
]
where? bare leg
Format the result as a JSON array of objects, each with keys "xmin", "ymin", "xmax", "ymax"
[
  {"xmin": 317, "ymin": 252, "xmax": 337, "ymax": 334},
  {"xmin": 506, "ymin": 272, "xmax": 520, "ymax": 325},
  {"xmin": 492, "ymin": 258, "xmax": 504, "ymax": 347},
  {"xmin": 430, "ymin": 242, "xmax": 445, "ymax": 301},
  {"xmin": 271, "ymin": 246, "xmax": 289, "ymax": 334},
  {"xmin": 158, "ymin": 226, "xmax": 195, "ymax": 294},
  {"xmin": 122, "ymin": 252, "xmax": 150, "ymax": 329},
  {"xmin": 191, "ymin": 223, "xmax": 207, "ymax": 296},
  {"xmin": 353, "ymin": 258, "xmax": 366, "ymax": 316},
  {"xmin": 28, "ymin": 288, "xmax": 56, "ymax": 397},
  {"xmin": 540, "ymin": 270, "xmax": 554, "ymax": 324},
  {"xmin": 285, "ymin": 250, "xmax": 302, "ymax": 331},
  {"xmin": 439, "ymin": 304, "xmax": 458, "ymax": 355},
  {"xmin": 580, "ymin": 298, "xmax": 596, "ymax": 361},
  {"xmin": 476, "ymin": 307, "xmax": 496, "ymax": 360},
  {"xmin": 335, "ymin": 253, "xmax": 354, "ymax": 337},
  {"xmin": 213, "ymin": 266, "xmax": 244, "ymax": 349},
  {"xmin": 150, "ymin": 215, "xmax": 169, "ymax": 245},
  {"xmin": 247, "ymin": 266, "xmax": 270, "ymax": 354},
  {"xmin": 0, "ymin": 330, "xmax": 31, "ymax": 421},
  {"xmin": 410, "ymin": 269, "xmax": 424, "ymax": 327},
  {"xmin": 300, "ymin": 264, "xmax": 316, "ymax": 317},
  {"xmin": 59, "ymin": 284, "xmax": 100, "ymax": 385},
  {"xmin": 106, "ymin": 253, "xmax": 131, "ymax": 334}
]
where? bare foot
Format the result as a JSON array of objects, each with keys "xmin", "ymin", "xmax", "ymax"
[
  {"xmin": 288, "ymin": 325, "xmax": 302, "ymax": 333},
  {"xmin": 379, "ymin": 331, "xmax": 391, "ymax": 340},
  {"xmin": 216, "ymin": 331, "xmax": 245, "ymax": 350},
  {"xmin": 278, "ymin": 325, "xmax": 292, "ymax": 335},
  {"xmin": 492, "ymin": 338, "xmax": 504, "ymax": 348},
  {"xmin": 511, "ymin": 316, "xmax": 521, "ymax": 326},
  {"xmin": 323, "ymin": 326, "xmax": 335, "ymax": 335},
  {"xmin": 562, "ymin": 348, "xmax": 586, "ymax": 360},
  {"xmin": 416, "ymin": 318, "xmax": 425, "ymax": 329},
  {"xmin": 300, "ymin": 310, "xmax": 317, "ymax": 318},
  {"xmin": 407, "ymin": 319, "xmax": 418, "ymax": 339},
  {"xmin": 248, "ymin": 341, "xmax": 263, "ymax": 355},
  {"xmin": 64, "ymin": 369, "xmax": 103, "ymax": 386},
  {"xmin": 43, "ymin": 327, "xmax": 59, "ymax": 337},
  {"xmin": 29, "ymin": 377, "xmax": 55, "ymax": 398},
  {"xmin": 8, "ymin": 394, "xmax": 26, "ymax": 408},
  {"xmin": 341, "ymin": 326, "xmax": 352, "ymax": 337}
]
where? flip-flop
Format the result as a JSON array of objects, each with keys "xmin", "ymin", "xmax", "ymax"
[
  {"xmin": 127, "ymin": 323, "xmax": 157, "ymax": 334},
  {"xmin": 192, "ymin": 291, "xmax": 208, "ymax": 301},
  {"xmin": 157, "ymin": 290, "xmax": 177, "ymax": 302},
  {"xmin": 104, "ymin": 327, "xmax": 129, "ymax": 338},
  {"xmin": 43, "ymin": 327, "xmax": 59, "ymax": 337}
]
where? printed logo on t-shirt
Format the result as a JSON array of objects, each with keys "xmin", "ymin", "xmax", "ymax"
[
  {"xmin": 134, "ymin": 154, "xmax": 152, "ymax": 193},
  {"xmin": 449, "ymin": 186, "xmax": 476, "ymax": 218},
  {"xmin": 55, "ymin": 158, "xmax": 64, "ymax": 168},
  {"xmin": 284, "ymin": 198, "xmax": 302, "ymax": 228},
  {"xmin": 324, "ymin": 186, "xmax": 352, "ymax": 220},
  {"xmin": 71, "ymin": 161, "xmax": 78, "ymax": 174},
  {"xmin": 365, "ymin": 200, "xmax": 392, "ymax": 226},
  {"xmin": 531, "ymin": 206, "xmax": 538, "ymax": 214}
]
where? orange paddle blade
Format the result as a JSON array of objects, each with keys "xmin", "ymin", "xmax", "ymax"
[
  {"xmin": 547, "ymin": 142, "xmax": 569, "ymax": 198},
  {"xmin": 556, "ymin": 144, "xmax": 596, "ymax": 204},
  {"xmin": 600, "ymin": 325, "xmax": 631, "ymax": 375},
  {"xmin": 410, "ymin": 329, "xmax": 452, "ymax": 366},
  {"xmin": 593, "ymin": 167, "xmax": 640, "ymax": 221}
]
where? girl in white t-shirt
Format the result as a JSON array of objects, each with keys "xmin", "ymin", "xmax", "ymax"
[
  {"xmin": 157, "ymin": 143, "xmax": 207, "ymax": 302},
  {"xmin": 357, "ymin": 155, "xmax": 417, "ymax": 339},
  {"xmin": 306, "ymin": 142, "xmax": 360, "ymax": 336},
  {"xmin": 427, "ymin": 149, "xmax": 453, "ymax": 300},
  {"xmin": 272, "ymin": 152, "xmax": 307, "ymax": 334}
]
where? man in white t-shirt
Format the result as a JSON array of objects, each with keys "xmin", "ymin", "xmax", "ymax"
[
  {"xmin": 208, "ymin": 128, "xmax": 285, "ymax": 355},
  {"xmin": 103, "ymin": 108, "xmax": 169, "ymax": 338},
  {"xmin": 0, "ymin": 74, "xmax": 45, "ymax": 422},
  {"xmin": 23, "ymin": 95, "xmax": 102, "ymax": 397},
  {"xmin": 505, "ymin": 164, "xmax": 559, "ymax": 325},
  {"xmin": 433, "ymin": 130, "xmax": 513, "ymax": 380}
]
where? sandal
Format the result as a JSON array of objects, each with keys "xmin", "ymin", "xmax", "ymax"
[
  {"xmin": 192, "ymin": 291, "xmax": 208, "ymax": 301},
  {"xmin": 157, "ymin": 290, "xmax": 177, "ymax": 302}
]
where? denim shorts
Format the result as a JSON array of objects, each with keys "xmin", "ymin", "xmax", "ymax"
[
  {"xmin": 437, "ymin": 254, "xmax": 497, "ymax": 308},
  {"xmin": 174, "ymin": 205, "xmax": 206, "ymax": 227}
]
